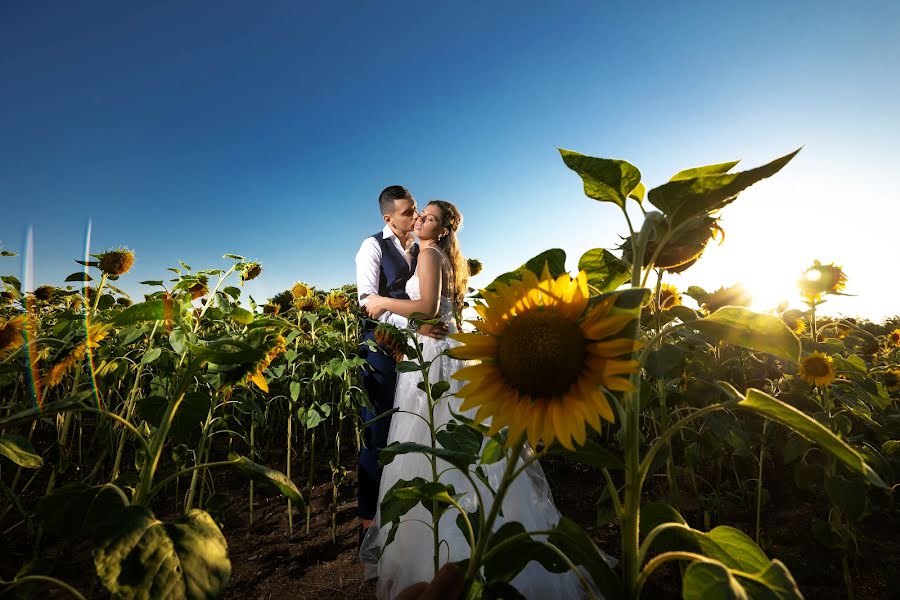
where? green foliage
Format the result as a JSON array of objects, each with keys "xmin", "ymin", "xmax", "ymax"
[{"xmin": 93, "ymin": 507, "xmax": 230, "ymax": 600}]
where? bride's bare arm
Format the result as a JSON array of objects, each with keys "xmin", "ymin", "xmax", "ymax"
[{"xmin": 365, "ymin": 249, "xmax": 442, "ymax": 319}]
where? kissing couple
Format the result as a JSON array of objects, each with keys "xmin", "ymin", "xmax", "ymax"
[{"xmin": 354, "ymin": 186, "xmax": 589, "ymax": 599}]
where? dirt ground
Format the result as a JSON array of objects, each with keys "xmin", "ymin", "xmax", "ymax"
[{"xmin": 4, "ymin": 448, "xmax": 897, "ymax": 599}]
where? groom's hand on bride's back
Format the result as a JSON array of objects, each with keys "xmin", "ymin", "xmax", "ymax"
[
  {"xmin": 395, "ymin": 563, "xmax": 464, "ymax": 600},
  {"xmin": 417, "ymin": 321, "xmax": 448, "ymax": 339}
]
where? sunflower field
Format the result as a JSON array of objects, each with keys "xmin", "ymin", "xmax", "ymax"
[{"xmin": 1, "ymin": 148, "xmax": 899, "ymax": 600}]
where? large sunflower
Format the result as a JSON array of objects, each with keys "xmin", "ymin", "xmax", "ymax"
[
  {"xmin": 449, "ymin": 267, "xmax": 641, "ymax": 450},
  {"xmin": 798, "ymin": 351, "xmax": 835, "ymax": 387}
]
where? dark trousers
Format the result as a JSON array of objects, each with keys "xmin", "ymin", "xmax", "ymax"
[{"xmin": 358, "ymin": 329, "xmax": 397, "ymax": 520}]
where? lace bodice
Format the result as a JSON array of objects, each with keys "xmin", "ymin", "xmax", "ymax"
[{"xmin": 405, "ymin": 247, "xmax": 456, "ymax": 327}]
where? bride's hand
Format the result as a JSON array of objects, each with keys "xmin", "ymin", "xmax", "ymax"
[{"xmin": 364, "ymin": 295, "xmax": 387, "ymax": 318}]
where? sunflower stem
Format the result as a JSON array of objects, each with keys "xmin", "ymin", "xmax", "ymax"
[{"xmin": 464, "ymin": 431, "xmax": 527, "ymax": 584}]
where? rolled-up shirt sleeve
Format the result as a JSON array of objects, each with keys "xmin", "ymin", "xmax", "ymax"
[{"xmin": 355, "ymin": 237, "xmax": 408, "ymax": 329}]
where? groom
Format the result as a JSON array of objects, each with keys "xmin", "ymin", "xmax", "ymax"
[{"xmin": 355, "ymin": 185, "xmax": 447, "ymax": 535}]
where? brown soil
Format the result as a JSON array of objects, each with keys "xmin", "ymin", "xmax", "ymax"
[{"xmin": 4, "ymin": 447, "xmax": 897, "ymax": 599}]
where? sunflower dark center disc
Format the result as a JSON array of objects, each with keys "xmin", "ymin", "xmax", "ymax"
[
  {"xmin": 497, "ymin": 309, "xmax": 586, "ymax": 398},
  {"xmin": 804, "ymin": 357, "xmax": 830, "ymax": 376}
]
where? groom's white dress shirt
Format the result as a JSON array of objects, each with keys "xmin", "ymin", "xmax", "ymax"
[{"xmin": 355, "ymin": 224, "xmax": 416, "ymax": 329}]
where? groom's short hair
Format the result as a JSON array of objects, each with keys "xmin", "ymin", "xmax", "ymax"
[{"xmin": 379, "ymin": 185, "xmax": 414, "ymax": 216}]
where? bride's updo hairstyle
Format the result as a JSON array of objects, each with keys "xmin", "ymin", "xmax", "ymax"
[{"xmin": 428, "ymin": 200, "xmax": 468, "ymax": 316}]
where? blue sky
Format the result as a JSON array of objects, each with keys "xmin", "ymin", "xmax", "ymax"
[{"xmin": 2, "ymin": 1, "xmax": 898, "ymax": 319}]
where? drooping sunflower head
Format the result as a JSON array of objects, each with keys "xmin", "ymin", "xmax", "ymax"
[
  {"xmin": 798, "ymin": 351, "xmax": 836, "ymax": 387},
  {"xmin": 374, "ymin": 322, "xmax": 408, "ymax": 362},
  {"xmin": 888, "ymin": 329, "xmax": 900, "ymax": 347},
  {"xmin": 294, "ymin": 295, "xmax": 320, "ymax": 312},
  {"xmin": 325, "ymin": 290, "xmax": 352, "ymax": 312},
  {"xmin": 781, "ymin": 309, "xmax": 807, "ymax": 335},
  {"xmin": 798, "ymin": 260, "xmax": 847, "ymax": 301},
  {"xmin": 241, "ymin": 262, "xmax": 262, "ymax": 283},
  {"xmin": 242, "ymin": 334, "xmax": 287, "ymax": 393},
  {"xmin": 449, "ymin": 265, "xmax": 641, "ymax": 450},
  {"xmin": 189, "ymin": 277, "xmax": 209, "ymax": 300},
  {"xmin": 652, "ymin": 283, "xmax": 682, "ymax": 311},
  {"xmin": 33, "ymin": 285, "xmax": 57, "ymax": 302},
  {"xmin": 467, "ymin": 258, "xmax": 484, "ymax": 277},
  {"xmin": 621, "ymin": 216, "xmax": 723, "ymax": 274},
  {"xmin": 0, "ymin": 291, "xmax": 14, "ymax": 305},
  {"xmin": 97, "ymin": 248, "xmax": 135, "ymax": 276},
  {"xmin": 116, "ymin": 297, "xmax": 132, "ymax": 308},
  {"xmin": 700, "ymin": 284, "xmax": 752, "ymax": 315},
  {"xmin": 0, "ymin": 315, "xmax": 26, "ymax": 357}
]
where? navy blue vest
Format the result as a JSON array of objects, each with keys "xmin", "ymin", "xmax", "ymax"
[{"xmin": 373, "ymin": 231, "xmax": 418, "ymax": 300}]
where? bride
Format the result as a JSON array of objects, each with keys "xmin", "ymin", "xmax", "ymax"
[{"xmin": 360, "ymin": 200, "xmax": 589, "ymax": 599}]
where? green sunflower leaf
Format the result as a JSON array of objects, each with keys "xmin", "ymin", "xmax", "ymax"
[
  {"xmin": 93, "ymin": 507, "xmax": 230, "ymax": 600},
  {"xmin": 579, "ymin": 248, "xmax": 632, "ymax": 293},
  {"xmin": 482, "ymin": 249, "xmax": 568, "ymax": 294},
  {"xmin": 731, "ymin": 386, "xmax": 887, "ymax": 489},
  {"xmin": 559, "ymin": 148, "xmax": 642, "ymax": 208},
  {"xmin": 691, "ymin": 306, "xmax": 800, "ymax": 363},
  {"xmin": 648, "ymin": 148, "xmax": 800, "ymax": 227},
  {"xmin": 0, "ymin": 434, "xmax": 43, "ymax": 468}
]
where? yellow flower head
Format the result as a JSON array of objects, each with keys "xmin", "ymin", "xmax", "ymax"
[
  {"xmin": 883, "ymin": 369, "xmax": 900, "ymax": 394},
  {"xmin": 325, "ymin": 290, "xmax": 352, "ymax": 312},
  {"xmin": 798, "ymin": 260, "xmax": 847, "ymax": 301},
  {"xmin": 449, "ymin": 265, "xmax": 641, "ymax": 450},
  {"xmin": 291, "ymin": 281, "xmax": 312, "ymax": 300},
  {"xmin": 97, "ymin": 248, "xmax": 135, "ymax": 276},
  {"xmin": 0, "ymin": 315, "xmax": 26, "ymax": 357},
  {"xmin": 700, "ymin": 284, "xmax": 752, "ymax": 315},
  {"xmin": 781, "ymin": 309, "xmax": 806, "ymax": 335},
  {"xmin": 42, "ymin": 322, "xmax": 109, "ymax": 388},
  {"xmin": 652, "ymin": 283, "xmax": 682, "ymax": 311},
  {"xmin": 798, "ymin": 351, "xmax": 836, "ymax": 387},
  {"xmin": 888, "ymin": 329, "xmax": 900, "ymax": 347},
  {"xmin": 241, "ymin": 262, "xmax": 262, "ymax": 283},
  {"xmin": 467, "ymin": 258, "xmax": 484, "ymax": 277}
]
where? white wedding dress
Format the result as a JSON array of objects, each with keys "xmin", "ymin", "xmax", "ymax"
[{"xmin": 360, "ymin": 248, "xmax": 594, "ymax": 599}]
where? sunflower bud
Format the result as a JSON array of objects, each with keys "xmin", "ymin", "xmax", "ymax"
[
  {"xmin": 467, "ymin": 258, "xmax": 483, "ymax": 277},
  {"xmin": 97, "ymin": 249, "xmax": 135, "ymax": 276},
  {"xmin": 116, "ymin": 297, "xmax": 133, "ymax": 308}
]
